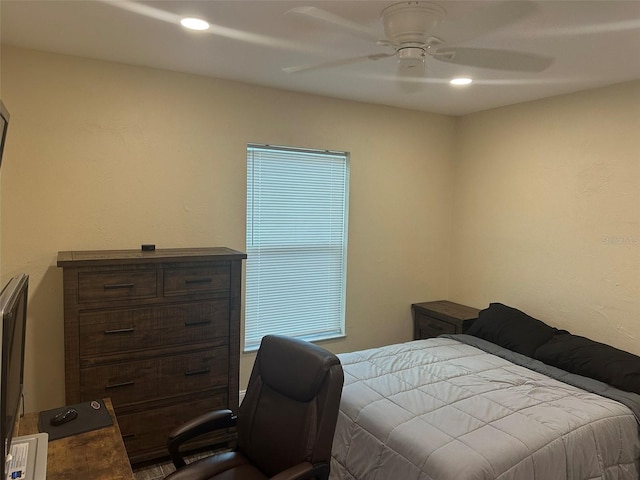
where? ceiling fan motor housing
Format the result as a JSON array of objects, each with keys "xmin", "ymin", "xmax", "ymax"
[{"xmin": 381, "ymin": 1, "xmax": 446, "ymax": 45}]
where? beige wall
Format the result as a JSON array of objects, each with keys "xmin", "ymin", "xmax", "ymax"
[
  {"xmin": 2, "ymin": 45, "xmax": 638, "ymax": 414},
  {"xmin": 0, "ymin": 46, "xmax": 456, "ymax": 412},
  {"xmin": 450, "ymin": 81, "xmax": 640, "ymax": 355}
]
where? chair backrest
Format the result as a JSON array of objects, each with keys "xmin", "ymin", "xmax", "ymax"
[{"xmin": 237, "ymin": 335, "xmax": 344, "ymax": 477}]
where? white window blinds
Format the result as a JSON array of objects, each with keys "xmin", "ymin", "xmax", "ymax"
[{"xmin": 245, "ymin": 144, "xmax": 349, "ymax": 351}]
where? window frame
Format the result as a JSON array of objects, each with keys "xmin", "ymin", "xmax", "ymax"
[{"xmin": 244, "ymin": 143, "xmax": 350, "ymax": 352}]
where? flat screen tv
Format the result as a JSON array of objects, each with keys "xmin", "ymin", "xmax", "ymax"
[
  {"xmin": 0, "ymin": 100, "xmax": 9, "ymax": 169},
  {"xmin": 0, "ymin": 274, "xmax": 29, "ymax": 476}
]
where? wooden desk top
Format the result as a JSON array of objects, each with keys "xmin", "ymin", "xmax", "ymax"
[{"xmin": 18, "ymin": 398, "xmax": 134, "ymax": 480}]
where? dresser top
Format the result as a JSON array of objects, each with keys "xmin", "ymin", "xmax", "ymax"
[{"xmin": 57, "ymin": 247, "xmax": 247, "ymax": 267}]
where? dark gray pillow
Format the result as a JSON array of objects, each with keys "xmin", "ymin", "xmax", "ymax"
[
  {"xmin": 466, "ymin": 303, "xmax": 559, "ymax": 358},
  {"xmin": 534, "ymin": 334, "xmax": 640, "ymax": 395}
]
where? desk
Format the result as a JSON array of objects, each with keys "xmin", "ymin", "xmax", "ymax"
[{"xmin": 18, "ymin": 398, "xmax": 134, "ymax": 480}]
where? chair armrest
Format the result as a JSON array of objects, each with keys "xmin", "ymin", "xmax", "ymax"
[
  {"xmin": 269, "ymin": 462, "xmax": 330, "ymax": 480},
  {"xmin": 168, "ymin": 409, "xmax": 237, "ymax": 469}
]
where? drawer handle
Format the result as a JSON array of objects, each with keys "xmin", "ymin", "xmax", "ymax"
[
  {"xmin": 104, "ymin": 283, "xmax": 135, "ymax": 290},
  {"xmin": 185, "ymin": 278, "xmax": 212, "ymax": 285},
  {"xmin": 184, "ymin": 320, "xmax": 212, "ymax": 327},
  {"xmin": 105, "ymin": 380, "xmax": 135, "ymax": 389},
  {"xmin": 184, "ymin": 368, "xmax": 210, "ymax": 377},
  {"xmin": 121, "ymin": 433, "xmax": 136, "ymax": 440},
  {"xmin": 104, "ymin": 327, "xmax": 134, "ymax": 335}
]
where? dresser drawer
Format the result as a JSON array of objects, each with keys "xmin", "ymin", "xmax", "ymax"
[
  {"xmin": 79, "ymin": 301, "xmax": 230, "ymax": 357},
  {"xmin": 78, "ymin": 270, "xmax": 157, "ymax": 303},
  {"xmin": 80, "ymin": 347, "xmax": 229, "ymax": 405},
  {"xmin": 164, "ymin": 265, "xmax": 230, "ymax": 297},
  {"xmin": 118, "ymin": 392, "xmax": 228, "ymax": 459}
]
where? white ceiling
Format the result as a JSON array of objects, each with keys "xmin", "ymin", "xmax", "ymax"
[{"xmin": 1, "ymin": 0, "xmax": 639, "ymax": 115}]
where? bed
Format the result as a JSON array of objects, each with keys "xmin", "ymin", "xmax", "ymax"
[{"xmin": 330, "ymin": 303, "xmax": 640, "ymax": 480}]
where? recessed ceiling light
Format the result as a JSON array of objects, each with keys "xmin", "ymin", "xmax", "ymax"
[
  {"xmin": 180, "ymin": 17, "xmax": 210, "ymax": 31},
  {"xmin": 450, "ymin": 77, "xmax": 473, "ymax": 86}
]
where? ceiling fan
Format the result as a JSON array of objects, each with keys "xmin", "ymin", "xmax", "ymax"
[{"xmin": 284, "ymin": 1, "xmax": 554, "ymax": 84}]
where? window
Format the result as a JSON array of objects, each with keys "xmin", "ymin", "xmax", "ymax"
[{"xmin": 245, "ymin": 144, "xmax": 349, "ymax": 351}]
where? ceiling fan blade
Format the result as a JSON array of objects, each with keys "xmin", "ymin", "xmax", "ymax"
[
  {"xmin": 431, "ymin": 0, "xmax": 536, "ymax": 45},
  {"xmin": 286, "ymin": 6, "xmax": 380, "ymax": 43},
  {"xmin": 283, "ymin": 53, "xmax": 393, "ymax": 74},
  {"xmin": 433, "ymin": 47, "xmax": 554, "ymax": 72}
]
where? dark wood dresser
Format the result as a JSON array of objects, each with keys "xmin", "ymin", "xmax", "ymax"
[
  {"xmin": 57, "ymin": 247, "xmax": 246, "ymax": 464},
  {"xmin": 412, "ymin": 300, "xmax": 480, "ymax": 340}
]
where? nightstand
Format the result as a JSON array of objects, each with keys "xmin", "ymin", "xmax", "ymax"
[{"xmin": 412, "ymin": 300, "xmax": 480, "ymax": 340}]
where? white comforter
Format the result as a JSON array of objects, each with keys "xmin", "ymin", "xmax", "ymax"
[{"xmin": 330, "ymin": 337, "xmax": 640, "ymax": 480}]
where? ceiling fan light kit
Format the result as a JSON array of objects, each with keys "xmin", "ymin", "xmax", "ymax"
[{"xmin": 397, "ymin": 46, "xmax": 426, "ymax": 71}]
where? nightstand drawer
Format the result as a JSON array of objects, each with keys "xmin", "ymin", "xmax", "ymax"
[
  {"xmin": 415, "ymin": 314, "xmax": 458, "ymax": 338},
  {"xmin": 412, "ymin": 300, "xmax": 480, "ymax": 340}
]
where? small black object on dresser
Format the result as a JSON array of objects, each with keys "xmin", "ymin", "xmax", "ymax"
[{"xmin": 412, "ymin": 300, "xmax": 480, "ymax": 340}]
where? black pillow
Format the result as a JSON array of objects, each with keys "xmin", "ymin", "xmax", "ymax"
[
  {"xmin": 466, "ymin": 303, "xmax": 559, "ymax": 357},
  {"xmin": 534, "ymin": 334, "xmax": 640, "ymax": 395}
]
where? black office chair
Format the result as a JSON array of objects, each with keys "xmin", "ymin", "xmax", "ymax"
[{"xmin": 164, "ymin": 335, "xmax": 344, "ymax": 480}]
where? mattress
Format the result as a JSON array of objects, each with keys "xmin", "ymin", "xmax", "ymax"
[{"xmin": 330, "ymin": 336, "xmax": 640, "ymax": 480}]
